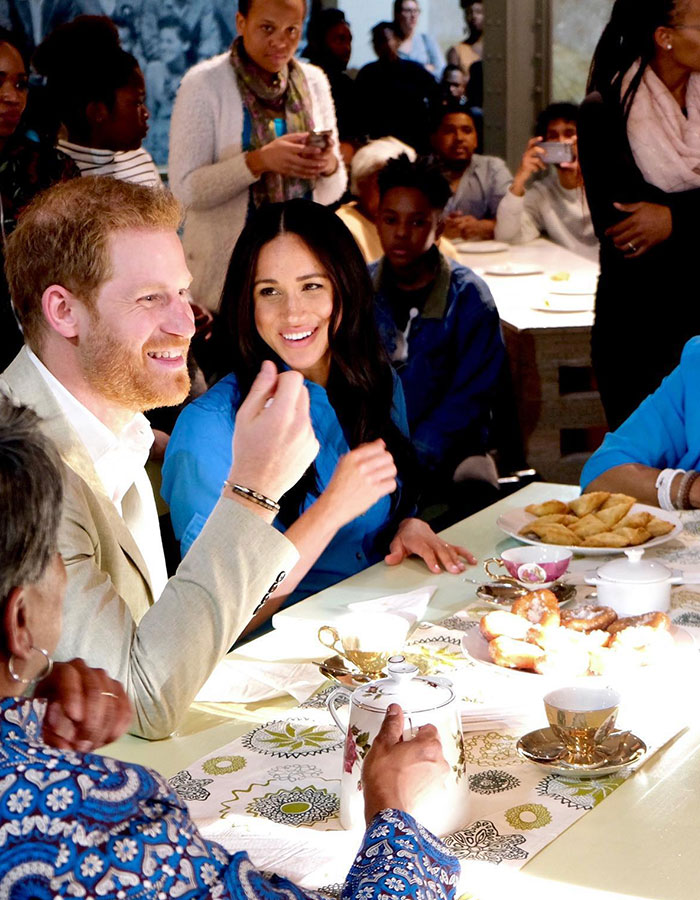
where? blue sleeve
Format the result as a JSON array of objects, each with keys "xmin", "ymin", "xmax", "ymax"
[
  {"xmin": 161, "ymin": 394, "xmax": 236, "ymax": 557},
  {"xmin": 580, "ymin": 340, "xmax": 697, "ymax": 488},
  {"xmin": 413, "ymin": 276, "xmax": 506, "ymax": 471},
  {"xmin": 424, "ymin": 33, "xmax": 444, "ymax": 79},
  {"xmin": 341, "ymin": 809, "xmax": 459, "ymax": 900},
  {"xmin": 390, "ymin": 369, "xmax": 410, "ymax": 437}
]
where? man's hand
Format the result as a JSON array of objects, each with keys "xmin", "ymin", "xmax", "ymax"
[
  {"xmin": 35, "ymin": 659, "xmax": 132, "ymax": 753},
  {"xmin": 385, "ymin": 517, "xmax": 476, "ymax": 573},
  {"xmin": 362, "ymin": 704, "xmax": 450, "ymax": 824},
  {"xmin": 445, "ymin": 213, "xmax": 495, "ymax": 241},
  {"xmin": 511, "ymin": 137, "xmax": 547, "ymax": 196},
  {"xmin": 229, "ymin": 361, "xmax": 319, "ymax": 502},
  {"xmin": 605, "ymin": 201, "xmax": 672, "ymax": 258}
]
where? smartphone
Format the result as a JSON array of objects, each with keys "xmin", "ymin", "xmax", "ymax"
[
  {"xmin": 540, "ymin": 141, "xmax": 574, "ymax": 165},
  {"xmin": 305, "ymin": 129, "xmax": 332, "ymax": 150}
]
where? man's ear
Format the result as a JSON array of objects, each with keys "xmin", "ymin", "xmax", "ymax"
[
  {"xmin": 41, "ymin": 285, "xmax": 83, "ymax": 340},
  {"xmin": 2, "ymin": 586, "xmax": 30, "ymax": 660}
]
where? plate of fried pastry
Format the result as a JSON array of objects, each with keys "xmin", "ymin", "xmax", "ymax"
[
  {"xmin": 461, "ymin": 588, "xmax": 693, "ymax": 677},
  {"xmin": 497, "ymin": 491, "xmax": 681, "ymax": 556}
]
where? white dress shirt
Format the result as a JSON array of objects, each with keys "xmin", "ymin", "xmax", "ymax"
[{"xmin": 27, "ymin": 350, "xmax": 168, "ymax": 597}]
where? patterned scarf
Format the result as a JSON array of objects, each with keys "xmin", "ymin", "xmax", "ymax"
[{"xmin": 230, "ymin": 37, "xmax": 314, "ymax": 206}]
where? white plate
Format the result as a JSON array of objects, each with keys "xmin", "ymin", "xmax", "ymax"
[
  {"xmin": 454, "ymin": 240, "xmax": 510, "ymax": 254},
  {"xmin": 547, "ymin": 275, "xmax": 598, "ymax": 295},
  {"xmin": 461, "ymin": 624, "xmax": 693, "ymax": 676},
  {"xmin": 531, "ymin": 295, "xmax": 595, "ymax": 313},
  {"xmin": 484, "ymin": 263, "xmax": 544, "ymax": 276},
  {"xmin": 496, "ymin": 502, "xmax": 682, "ymax": 557}
]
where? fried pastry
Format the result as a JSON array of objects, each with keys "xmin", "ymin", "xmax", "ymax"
[
  {"xmin": 617, "ymin": 511, "xmax": 653, "ymax": 529},
  {"xmin": 613, "ymin": 526, "xmax": 651, "ymax": 546},
  {"xmin": 606, "ymin": 611, "xmax": 670, "ymax": 634},
  {"xmin": 596, "ymin": 503, "xmax": 634, "ymax": 528},
  {"xmin": 511, "ymin": 589, "xmax": 561, "ymax": 628},
  {"xmin": 580, "ymin": 531, "xmax": 630, "ymax": 548},
  {"xmin": 522, "ymin": 522, "xmax": 581, "ymax": 545},
  {"xmin": 480, "ymin": 610, "xmax": 531, "ymax": 642},
  {"xmin": 569, "ymin": 513, "xmax": 608, "ymax": 539},
  {"xmin": 606, "ymin": 625, "xmax": 675, "ymax": 665},
  {"xmin": 525, "ymin": 500, "xmax": 569, "ymax": 517},
  {"xmin": 488, "ymin": 635, "xmax": 545, "ymax": 670},
  {"xmin": 567, "ymin": 491, "xmax": 610, "ymax": 517},
  {"xmin": 561, "ymin": 604, "xmax": 617, "ymax": 632},
  {"xmin": 647, "ymin": 517, "xmax": 675, "ymax": 537},
  {"xmin": 600, "ymin": 493, "xmax": 637, "ymax": 509}
]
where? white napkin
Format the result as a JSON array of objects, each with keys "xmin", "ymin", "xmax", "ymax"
[
  {"xmin": 347, "ymin": 585, "xmax": 437, "ymax": 627},
  {"xmin": 194, "ymin": 657, "xmax": 325, "ymax": 704}
]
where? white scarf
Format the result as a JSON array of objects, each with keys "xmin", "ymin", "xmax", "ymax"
[{"xmin": 623, "ymin": 59, "xmax": 700, "ymax": 192}]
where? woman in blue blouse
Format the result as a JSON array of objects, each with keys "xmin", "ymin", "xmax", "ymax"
[
  {"xmin": 0, "ymin": 397, "xmax": 460, "ymax": 899},
  {"xmin": 162, "ymin": 200, "xmax": 473, "ymax": 635}
]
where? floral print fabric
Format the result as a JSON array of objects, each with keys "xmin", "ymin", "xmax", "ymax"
[{"xmin": 0, "ymin": 697, "xmax": 458, "ymax": 899}]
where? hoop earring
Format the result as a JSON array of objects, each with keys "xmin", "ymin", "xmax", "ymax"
[{"xmin": 8, "ymin": 646, "xmax": 53, "ymax": 686}]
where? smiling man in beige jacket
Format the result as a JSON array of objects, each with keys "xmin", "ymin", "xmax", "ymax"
[{"xmin": 0, "ymin": 177, "xmax": 318, "ymax": 739}]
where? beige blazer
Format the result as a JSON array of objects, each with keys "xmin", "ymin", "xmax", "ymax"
[{"xmin": 0, "ymin": 349, "xmax": 299, "ymax": 739}]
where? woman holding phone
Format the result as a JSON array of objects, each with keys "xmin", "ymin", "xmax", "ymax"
[
  {"xmin": 169, "ymin": 0, "xmax": 346, "ymax": 312},
  {"xmin": 579, "ymin": 0, "xmax": 700, "ymax": 427}
]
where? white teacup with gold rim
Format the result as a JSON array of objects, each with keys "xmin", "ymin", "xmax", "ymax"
[{"xmin": 317, "ymin": 612, "xmax": 411, "ymax": 677}]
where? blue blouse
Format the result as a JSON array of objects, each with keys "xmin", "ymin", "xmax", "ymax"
[
  {"xmin": 162, "ymin": 371, "xmax": 409, "ymax": 607},
  {"xmin": 0, "ymin": 697, "xmax": 459, "ymax": 899},
  {"xmin": 581, "ymin": 337, "xmax": 700, "ymax": 488}
]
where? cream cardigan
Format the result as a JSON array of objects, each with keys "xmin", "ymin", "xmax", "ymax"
[{"xmin": 169, "ymin": 53, "xmax": 347, "ymax": 311}]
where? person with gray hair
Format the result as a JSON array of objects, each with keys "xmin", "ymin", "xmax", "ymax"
[
  {"xmin": 0, "ymin": 395, "xmax": 460, "ymax": 899},
  {"xmin": 337, "ymin": 136, "xmax": 458, "ymax": 263}
]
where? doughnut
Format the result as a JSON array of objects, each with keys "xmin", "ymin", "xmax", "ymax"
[
  {"xmin": 480, "ymin": 611, "xmax": 531, "ymax": 642},
  {"xmin": 561, "ymin": 604, "xmax": 617, "ymax": 633},
  {"xmin": 606, "ymin": 611, "xmax": 670, "ymax": 634},
  {"xmin": 533, "ymin": 644, "xmax": 590, "ymax": 677},
  {"xmin": 488, "ymin": 636, "xmax": 546, "ymax": 670},
  {"xmin": 606, "ymin": 625, "xmax": 675, "ymax": 666},
  {"xmin": 511, "ymin": 589, "xmax": 561, "ymax": 628}
]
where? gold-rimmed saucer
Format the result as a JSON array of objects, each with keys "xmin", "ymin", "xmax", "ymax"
[
  {"xmin": 516, "ymin": 727, "xmax": 647, "ymax": 777},
  {"xmin": 476, "ymin": 580, "xmax": 577, "ymax": 607}
]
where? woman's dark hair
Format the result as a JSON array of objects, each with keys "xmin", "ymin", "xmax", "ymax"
[
  {"xmin": 535, "ymin": 101, "xmax": 579, "ymax": 137},
  {"xmin": 587, "ymin": 0, "xmax": 683, "ymax": 112},
  {"xmin": 216, "ymin": 199, "xmax": 416, "ymax": 525},
  {"xmin": 303, "ymin": 7, "xmax": 346, "ymax": 59},
  {"xmin": 0, "ymin": 26, "xmax": 30, "ymax": 69},
  {"xmin": 379, "ymin": 153, "xmax": 453, "ymax": 212},
  {"xmin": 33, "ymin": 16, "xmax": 141, "ymax": 137}
]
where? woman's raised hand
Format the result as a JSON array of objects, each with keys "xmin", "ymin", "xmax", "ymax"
[
  {"xmin": 385, "ymin": 517, "xmax": 476, "ymax": 573},
  {"xmin": 321, "ymin": 439, "xmax": 397, "ymax": 527},
  {"xmin": 248, "ymin": 133, "xmax": 333, "ymax": 180}
]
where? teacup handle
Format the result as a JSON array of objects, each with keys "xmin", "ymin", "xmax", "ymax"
[
  {"xmin": 483, "ymin": 558, "xmax": 504, "ymax": 579},
  {"xmin": 318, "ymin": 625, "xmax": 343, "ymax": 656},
  {"xmin": 326, "ymin": 685, "xmax": 352, "ymax": 733}
]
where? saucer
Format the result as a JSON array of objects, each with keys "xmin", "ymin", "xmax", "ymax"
[
  {"xmin": 476, "ymin": 581, "xmax": 576, "ymax": 607},
  {"xmin": 517, "ymin": 727, "xmax": 647, "ymax": 777}
]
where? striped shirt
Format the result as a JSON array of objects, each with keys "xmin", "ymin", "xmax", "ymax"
[{"xmin": 57, "ymin": 140, "xmax": 162, "ymax": 187}]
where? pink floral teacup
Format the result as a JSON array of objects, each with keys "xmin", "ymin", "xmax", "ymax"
[{"xmin": 483, "ymin": 546, "xmax": 571, "ymax": 589}]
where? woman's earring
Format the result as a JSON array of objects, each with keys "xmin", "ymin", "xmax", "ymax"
[
  {"xmin": 8, "ymin": 646, "xmax": 53, "ymax": 686},
  {"xmin": 667, "ymin": 44, "xmax": 673, "ymax": 50}
]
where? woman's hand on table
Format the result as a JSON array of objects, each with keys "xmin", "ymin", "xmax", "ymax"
[
  {"xmin": 35, "ymin": 659, "xmax": 132, "ymax": 753},
  {"xmin": 606, "ymin": 201, "xmax": 672, "ymax": 258},
  {"xmin": 384, "ymin": 517, "xmax": 476, "ymax": 573},
  {"xmin": 362, "ymin": 704, "xmax": 449, "ymax": 824},
  {"xmin": 319, "ymin": 439, "xmax": 397, "ymax": 527},
  {"xmin": 247, "ymin": 133, "xmax": 331, "ymax": 180}
]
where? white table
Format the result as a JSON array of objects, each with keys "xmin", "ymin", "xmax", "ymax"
[
  {"xmin": 457, "ymin": 239, "xmax": 606, "ymax": 484},
  {"xmin": 104, "ymin": 482, "xmax": 700, "ymax": 900}
]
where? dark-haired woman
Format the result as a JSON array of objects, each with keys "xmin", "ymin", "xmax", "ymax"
[
  {"xmin": 33, "ymin": 16, "xmax": 160, "ymax": 186},
  {"xmin": 579, "ymin": 0, "xmax": 700, "ymax": 428},
  {"xmin": 169, "ymin": 0, "xmax": 345, "ymax": 312},
  {"xmin": 0, "ymin": 28, "xmax": 78, "ymax": 369},
  {"xmin": 161, "ymin": 201, "xmax": 473, "ymax": 635},
  {"xmin": 392, "ymin": 0, "xmax": 443, "ymax": 77}
]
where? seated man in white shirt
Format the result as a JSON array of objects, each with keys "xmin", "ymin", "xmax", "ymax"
[
  {"xmin": 0, "ymin": 176, "xmax": 319, "ymax": 740},
  {"xmin": 495, "ymin": 102, "xmax": 599, "ymax": 262}
]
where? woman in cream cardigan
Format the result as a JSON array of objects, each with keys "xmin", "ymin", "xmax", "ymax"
[{"xmin": 169, "ymin": 0, "xmax": 346, "ymax": 311}]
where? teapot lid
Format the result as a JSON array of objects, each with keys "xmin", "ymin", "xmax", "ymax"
[
  {"xmin": 596, "ymin": 549, "xmax": 672, "ymax": 584},
  {"xmin": 351, "ymin": 655, "xmax": 455, "ymax": 714}
]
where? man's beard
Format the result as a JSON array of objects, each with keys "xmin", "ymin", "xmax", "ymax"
[{"xmin": 81, "ymin": 319, "xmax": 191, "ymax": 413}]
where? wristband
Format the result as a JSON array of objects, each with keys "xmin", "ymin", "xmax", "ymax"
[
  {"xmin": 224, "ymin": 481, "xmax": 280, "ymax": 512},
  {"xmin": 655, "ymin": 468, "xmax": 684, "ymax": 511},
  {"xmin": 678, "ymin": 470, "xmax": 700, "ymax": 510}
]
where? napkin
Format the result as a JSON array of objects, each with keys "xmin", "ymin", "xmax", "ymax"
[
  {"xmin": 347, "ymin": 585, "xmax": 437, "ymax": 627},
  {"xmin": 194, "ymin": 657, "xmax": 325, "ymax": 704}
]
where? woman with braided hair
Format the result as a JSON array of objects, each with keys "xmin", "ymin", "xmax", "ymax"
[{"xmin": 579, "ymin": 0, "xmax": 700, "ymax": 428}]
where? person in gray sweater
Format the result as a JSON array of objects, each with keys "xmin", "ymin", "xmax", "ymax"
[{"xmin": 495, "ymin": 102, "xmax": 599, "ymax": 261}]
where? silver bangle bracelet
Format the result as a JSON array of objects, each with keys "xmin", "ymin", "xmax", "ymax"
[{"xmin": 224, "ymin": 481, "xmax": 280, "ymax": 512}]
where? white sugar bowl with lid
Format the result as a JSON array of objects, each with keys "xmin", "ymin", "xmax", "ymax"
[
  {"xmin": 584, "ymin": 549, "xmax": 683, "ymax": 615},
  {"xmin": 326, "ymin": 655, "xmax": 469, "ymax": 837}
]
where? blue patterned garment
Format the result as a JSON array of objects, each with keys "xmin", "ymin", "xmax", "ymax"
[{"xmin": 0, "ymin": 698, "xmax": 459, "ymax": 899}]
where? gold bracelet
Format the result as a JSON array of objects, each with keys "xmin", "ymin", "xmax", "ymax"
[{"xmin": 224, "ymin": 481, "xmax": 280, "ymax": 512}]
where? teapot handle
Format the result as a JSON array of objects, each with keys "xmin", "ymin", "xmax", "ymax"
[{"xmin": 327, "ymin": 686, "xmax": 352, "ymax": 733}]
